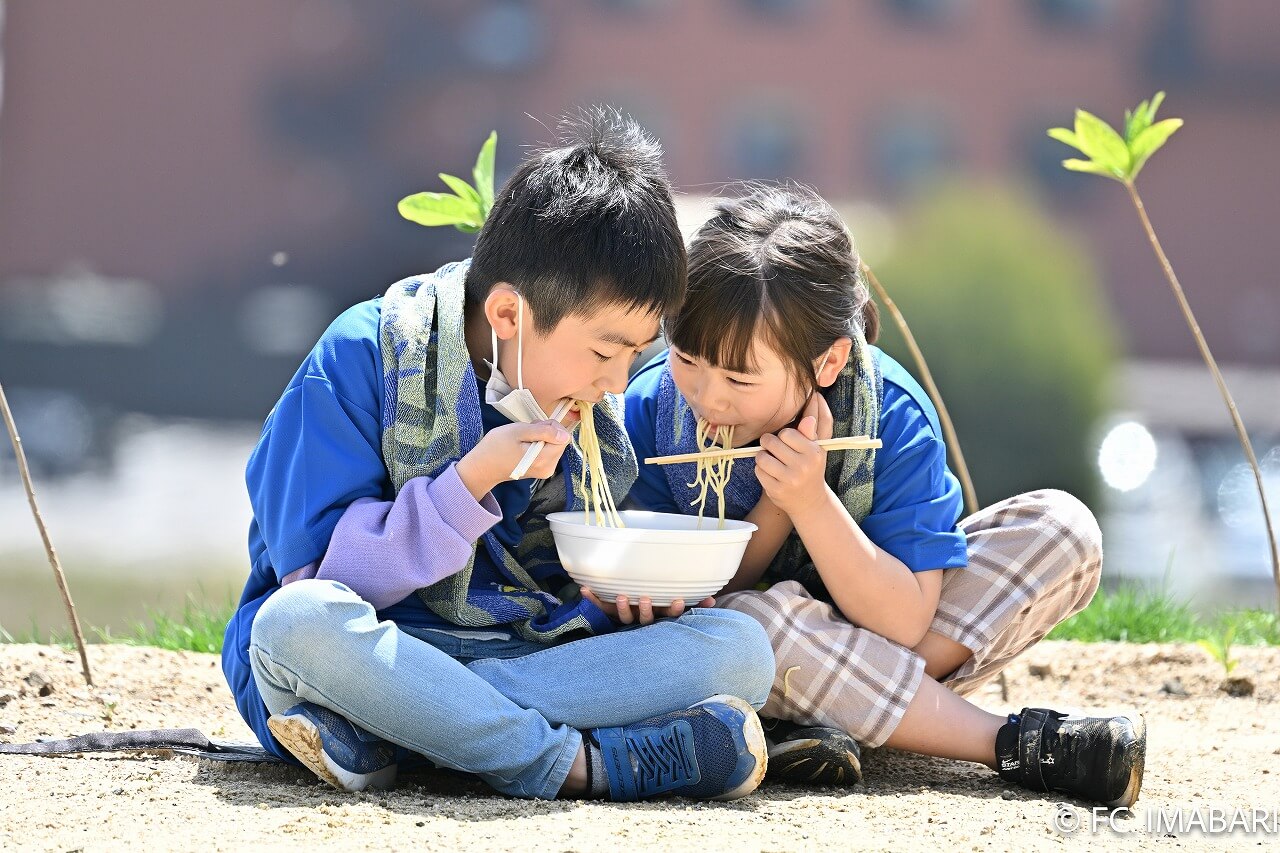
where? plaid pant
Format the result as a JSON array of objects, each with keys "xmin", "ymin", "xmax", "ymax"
[{"xmin": 718, "ymin": 489, "xmax": 1103, "ymax": 747}]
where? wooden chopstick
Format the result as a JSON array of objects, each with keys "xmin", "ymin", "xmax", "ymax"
[{"xmin": 645, "ymin": 436, "xmax": 882, "ymax": 466}]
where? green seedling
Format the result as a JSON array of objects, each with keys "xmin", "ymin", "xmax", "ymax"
[
  {"xmin": 1049, "ymin": 94, "xmax": 1279, "ymax": 611},
  {"xmin": 398, "ymin": 131, "xmax": 496, "ymax": 233}
]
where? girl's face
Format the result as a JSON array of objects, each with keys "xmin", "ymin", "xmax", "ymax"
[{"xmin": 669, "ymin": 337, "xmax": 850, "ymax": 446}]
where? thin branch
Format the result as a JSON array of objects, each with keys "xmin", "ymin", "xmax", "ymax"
[
  {"xmin": 0, "ymin": 381, "xmax": 93, "ymax": 684},
  {"xmin": 1124, "ymin": 181, "xmax": 1280, "ymax": 613},
  {"xmin": 862, "ymin": 262, "xmax": 980, "ymax": 517}
]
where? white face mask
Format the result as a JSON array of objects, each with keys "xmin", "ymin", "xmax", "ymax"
[
  {"xmin": 483, "ymin": 292, "xmax": 573, "ymax": 481},
  {"xmin": 484, "ymin": 292, "xmax": 573, "ymax": 425},
  {"xmin": 484, "ymin": 291, "xmax": 549, "ymax": 423}
]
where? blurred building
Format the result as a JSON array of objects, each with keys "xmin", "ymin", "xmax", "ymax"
[{"xmin": 1, "ymin": 0, "xmax": 1277, "ymax": 599}]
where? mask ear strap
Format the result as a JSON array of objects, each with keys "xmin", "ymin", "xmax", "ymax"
[
  {"xmin": 516, "ymin": 292, "xmax": 525, "ymax": 390},
  {"xmin": 816, "ymin": 345, "xmax": 834, "ymax": 381},
  {"xmin": 490, "ymin": 319, "xmax": 499, "ymax": 371}
]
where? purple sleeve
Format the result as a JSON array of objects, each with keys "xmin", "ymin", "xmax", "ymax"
[{"xmin": 306, "ymin": 463, "xmax": 502, "ymax": 609}]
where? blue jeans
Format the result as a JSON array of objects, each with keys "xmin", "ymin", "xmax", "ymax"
[{"xmin": 248, "ymin": 579, "xmax": 775, "ymax": 798}]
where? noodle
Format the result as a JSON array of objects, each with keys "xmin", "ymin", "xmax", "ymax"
[
  {"xmin": 572, "ymin": 401, "xmax": 625, "ymax": 528},
  {"xmin": 688, "ymin": 419, "xmax": 734, "ymax": 529}
]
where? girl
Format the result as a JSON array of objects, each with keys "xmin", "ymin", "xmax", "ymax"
[{"xmin": 624, "ymin": 184, "xmax": 1146, "ymax": 807}]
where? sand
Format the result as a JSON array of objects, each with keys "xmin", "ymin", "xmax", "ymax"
[{"xmin": 1, "ymin": 640, "xmax": 1277, "ymax": 851}]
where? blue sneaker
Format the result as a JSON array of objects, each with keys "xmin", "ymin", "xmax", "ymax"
[
  {"xmin": 267, "ymin": 702, "xmax": 398, "ymax": 792},
  {"xmin": 589, "ymin": 694, "xmax": 767, "ymax": 801}
]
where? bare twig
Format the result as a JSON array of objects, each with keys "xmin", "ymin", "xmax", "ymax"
[
  {"xmin": 862, "ymin": 262, "xmax": 980, "ymax": 517},
  {"xmin": 1124, "ymin": 181, "xmax": 1280, "ymax": 613},
  {"xmin": 0, "ymin": 381, "xmax": 93, "ymax": 684}
]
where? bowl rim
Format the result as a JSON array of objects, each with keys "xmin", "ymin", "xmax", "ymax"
[{"xmin": 547, "ymin": 509, "xmax": 756, "ymax": 543}]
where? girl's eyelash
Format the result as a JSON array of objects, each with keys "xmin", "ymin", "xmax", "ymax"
[
  {"xmin": 676, "ymin": 352, "xmax": 749, "ymax": 385},
  {"xmin": 592, "ymin": 351, "xmax": 611, "ymax": 363}
]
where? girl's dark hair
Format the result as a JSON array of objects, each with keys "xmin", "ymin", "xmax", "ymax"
[
  {"xmin": 669, "ymin": 183, "xmax": 879, "ymax": 396},
  {"xmin": 466, "ymin": 107, "xmax": 686, "ymax": 332}
]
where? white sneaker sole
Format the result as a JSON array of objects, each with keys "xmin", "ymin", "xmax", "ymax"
[
  {"xmin": 1107, "ymin": 713, "xmax": 1146, "ymax": 809},
  {"xmin": 267, "ymin": 713, "xmax": 397, "ymax": 793},
  {"xmin": 696, "ymin": 694, "xmax": 769, "ymax": 801}
]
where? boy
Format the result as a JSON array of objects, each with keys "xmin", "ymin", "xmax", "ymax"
[{"xmin": 221, "ymin": 112, "xmax": 776, "ymax": 801}]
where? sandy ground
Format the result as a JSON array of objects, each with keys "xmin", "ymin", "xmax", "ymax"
[{"xmin": 1, "ymin": 640, "xmax": 1277, "ymax": 852}]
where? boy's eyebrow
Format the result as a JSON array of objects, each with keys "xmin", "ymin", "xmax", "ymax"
[{"xmin": 595, "ymin": 330, "xmax": 657, "ymax": 349}]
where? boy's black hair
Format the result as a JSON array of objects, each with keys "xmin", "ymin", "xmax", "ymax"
[{"xmin": 466, "ymin": 107, "xmax": 686, "ymax": 331}]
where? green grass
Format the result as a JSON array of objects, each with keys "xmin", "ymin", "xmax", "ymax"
[
  {"xmin": 4, "ymin": 584, "xmax": 1278, "ymax": 654},
  {"xmin": 95, "ymin": 595, "xmax": 237, "ymax": 654},
  {"xmin": 1047, "ymin": 583, "xmax": 1279, "ymax": 645},
  {"xmin": 1, "ymin": 595, "xmax": 236, "ymax": 654}
]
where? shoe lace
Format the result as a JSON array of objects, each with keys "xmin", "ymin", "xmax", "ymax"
[
  {"xmin": 1041, "ymin": 714, "xmax": 1088, "ymax": 785},
  {"xmin": 626, "ymin": 723, "xmax": 698, "ymax": 795}
]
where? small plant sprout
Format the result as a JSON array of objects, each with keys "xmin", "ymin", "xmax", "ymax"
[
  {"xmin": 100, "ymin": 694, "xmax": 120, "ymax": 725},
  {"xmin": 398, "ymin": 131, "xmax": 497, "ymax": 233},
  {"xmin": 1197, "ymin": 621, "xmax": 1239, "ymax": 678},
  {"xmin": 1048, "ymin": 93, "xmax": 1280, "ymax": 612}
]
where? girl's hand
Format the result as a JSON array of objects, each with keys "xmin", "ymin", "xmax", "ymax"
[
  {"xmin": 580, "ymin": 587, "xmax": 715, "ymax": 626},
  {"xmin": 755, "ymin": 393, "xmax": 833, "ymax": 517},
  {"xmin": 800, "ymin": 390, "xmax": 835, "ymax": 441}
]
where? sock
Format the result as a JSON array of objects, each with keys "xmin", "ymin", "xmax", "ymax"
[{"xmin": 584, "ymin": 737, "xmax": 610, "ymax": 799}]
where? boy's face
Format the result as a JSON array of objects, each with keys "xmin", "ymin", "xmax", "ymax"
[{"xmin": 487, "ymin": 288, "xmax": 660, "ymax": 422}]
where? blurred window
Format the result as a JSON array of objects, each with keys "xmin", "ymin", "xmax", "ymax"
[
  {"xmin": 595, "ymin": 0, "xmax": 669, "ymax": 14},
  {"xmin": 460, "ymin": 1, "xmax": 545, "ymax": 71},
  {"xmin": 869, "ymin": 108, "xmax": 955, "ymax": 194},
  {"xmin": 885, "ymin": 0, "xmax": 963, "ymax": 25},
  {"xmin": 1144, "ymin": 0, "xmax": 1201, "ymax": 84},
  {"xmin": 1032, "ymin": 0, "xmax": 1109, "ymax": 29},
  {"xmin": 737, "ymin": 0, "xmax": 813, "ymax": 21},
  {"xmin": 725, "ymin": 101, "xmax": 805, "ymax": 181}
]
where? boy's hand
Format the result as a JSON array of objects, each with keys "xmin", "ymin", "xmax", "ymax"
[
  {"xmin": 755, "ymin": 392, "xmax": 834, "ymax": 518},
  {"xmin": 457, "ymin": 420, "xmax": 572, "ymax": 499},
  {"xmin": 580, "ymin": 587, "xmax": 715, "ymax": 627}
]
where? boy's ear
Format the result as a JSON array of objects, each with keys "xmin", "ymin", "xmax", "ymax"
[
  {"xmin": 484, "ymin": 285, "xmax": 522, "ymax": 341},
  {"xmin": 816, "ymin": 337, "xmax": 853, "ymax": 388}
]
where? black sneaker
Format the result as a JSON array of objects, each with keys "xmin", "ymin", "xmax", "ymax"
[
  {"xmin": 996, "ymin": 707, "xmax": 1146, "ymax": 807},
  {"xmin": 764, "ymin": 720, "xmax": 862, "ymax": 786}
]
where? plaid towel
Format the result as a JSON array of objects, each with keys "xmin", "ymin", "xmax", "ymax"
[{"xmin": 380, "ymin": 260, "xmax": 635, "ymax": 642}]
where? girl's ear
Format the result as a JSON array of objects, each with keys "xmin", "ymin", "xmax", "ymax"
[
  {"xmin": 485, "ymin": 285, "xmax": 522, "ymax": 341},
  {"xmin": 816, "ymin": 337, "xmax": 853, "ymax": 388}
]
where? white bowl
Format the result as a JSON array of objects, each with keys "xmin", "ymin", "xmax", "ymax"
[{"xmin": 548, "ymin": 510, "xmax": 757, "ymax": 607}]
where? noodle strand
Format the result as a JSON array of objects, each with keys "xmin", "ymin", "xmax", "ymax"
[
  {"xmin": 572, "ymin": 401, "xmax": 625, "ymax": 528},
  {"xmin": 687, "ymin": 420, "xmax": 734, "ymax": 529}
]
